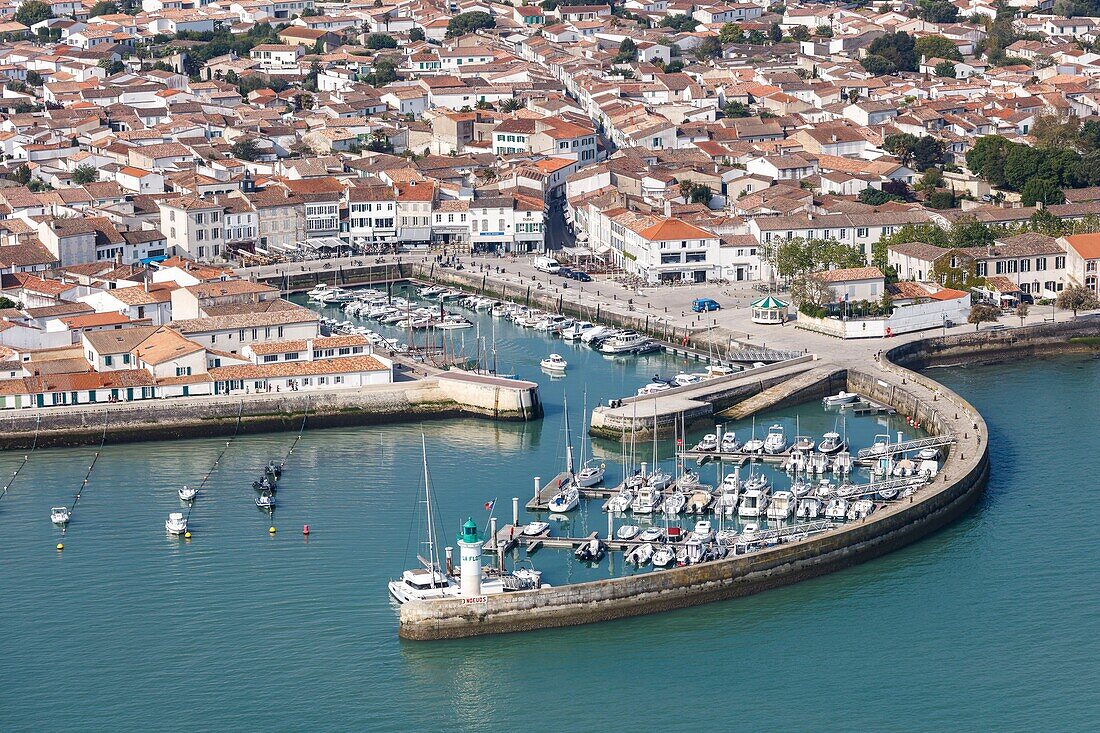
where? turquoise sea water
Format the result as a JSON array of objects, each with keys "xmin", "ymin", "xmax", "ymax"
[{"xmin": 1, "ymin": 301, "xmax": 1097, "ymax": 731}]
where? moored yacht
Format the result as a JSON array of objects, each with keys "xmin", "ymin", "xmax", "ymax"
[
  {"xmin": 178, "ymin": 485, "xmax": 197, "ymax": 502},
  {"xmin": 767, "ymin": 491, "xmax": 796, "ymax": 520},
  {"xmin": 630, "ymin": 485, "xmax": 663, "ymax": 514},
  {"xmin": 738, "ymin": 489, "xmax": 768, "ymax": 518},
  {"xmin": 762, "ymin": 424, "xmax": 788, "ymax": 455},
  {"xmin": 547, "ymin": 487, "xmax": 579, "ymax": 512},
  {"xmin": 818, "ymin": 432, "xmax": 847, "ymax": 455},
  {"xmin": 50, "ymin": 506, "xmax": 71, "ymax": 525},
  {"xmin": 165, "ymin": 512, "xmax": 187, "ymax": 535},
  {"xmin": 540, "ymin": 353, "xmax": 568, "ymax": 372}
]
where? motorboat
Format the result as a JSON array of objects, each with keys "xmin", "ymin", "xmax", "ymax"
[
  {"xmin": 534, "ymin": 314, "xmax": 570, "ymax": 332},
  {"xmin": 797, "ymin": 497, "xmax": 823, "ymax": 519},
  {"xmin": 605, "ymin": 489, "xmax": 633, "ymax": 513},
  {"xmin": 807, "ymin": 453, "xmax": 830, "ymax": 474},
  {"xmin": 661, "ymin": 490, "xmax": 686, "ymax": 515},
  {"xmin": 598, "ymin": 331, "xmax": 653, "ymax": 354},
  {"xmin": 815, "ymin": 479, "xmax": 836, "ymax": 498},
  {"xmin": 576, "ymin": 460, "xmax": 605, "ymax": 487},
  {"xmin": 824, "ymin": 498, "xmax": 850, "ymax": 521},
  {"xmin": 695, "ymin": 434, "xmax": 719, "ymax": 452},
  {"xmin": 616, "ymin": 524, "xmax": 640, "ymax": 540},
  {"xmin": 50, "ymin": 506, "xmax": 71, "ymax": 525},
  {"xmin": 580, "ymin": 325, "xmax": 612, "ymax": 344},
  {"xmin": 418, "ymin": 285, "xmax": 445, "ymax": 298},
  {"xmin": 877, "ymin": 483, "xmax": 901, "ymax": 501},
  {"xmin": 435, "ymin": 315, "xmax": 474, "ymax": 330},
  {"xmin": 817, "ymin": 432, "xmax": 847, "ymax": 455},
  {"xmin": 762, "ymin": 424, "xmax": 788, "ymax": 455},
  {"xmin": 625, "ymin": 542, "xmax": 654, "ymax": 566},
  {"xmin": 714, "ymin": 486, "xmax": 740, "ymax": 517},
  {"xmin": 637, "ymin": 382, "xmax": 671, "ymax": 396},
  {"xmin": 767, "ymin": 491, "xmax": 796, "ymax": 520},
  {"xmin": 791, "ymin": 476, "xmax": 812, "ymax": 499},
  {"xmin": 918, "ymin": 456, "xmax": 940, "ymax": 478},
  {"xmin": 847, "ymin": 499, "xmax": 875, "ymax": 521},
  {"xmin": 178, "ymin": 485, "xmax": 197, "ymax": 502},
  {"xmin": 560, "ymin": 321, "xmax": 595, "ymax": 341},
  {"xmin": 676, "ymin": 470, "xmax": 701, "ymax": 490},
  {"xmin": 638, "ymin": 527, "xmax": 663, "ymax": 542},
  {"xmin": 793, "ymin": 435, "xmax": 816, "ymax": 453},
  {"xmin": 738, "ymin": 489, "xmax": 768, "ymax": 518},
  {"xmin": 823, "ymin": 390, "xmax": 860, "ymax": 407},
  {"xmin": 630, "ymin": 486, "xmax": 663, "ymax": 514},
  {"xmin": 720, "ymin": 432, "xmax": 741, "ymax": 452},
  {"xmin": 678, "ymin": 539, "xmax": 706, "ymax": 565},
  {"xmin": 686, "ymin": 488, "xmax": 712, "ymax": 514},
  {"xmin": 307, "ymin": 284, "xmax": 333, "ymax": 301},
  {"xmin": 252, "ymin": 477, "xmax": 276, "ymax": 493},
  {"xmin": 690, "ymin": 520, "xmax": 713, "ymax": 542},
  {"xmin": 540, "ymin": 353, "xmax": 568, "ymax": 372},
  {"xmin": 706, "ymin": 365, "xmax": 735, "ymax": 378},
  {"xmin": 715, "ymin": 529, "xmax": 739, "ymax": 546},
  {"xmin": 783, "ymin": 449, "xmax": 806, "ymax": 473},
  {"xmin": 893, "ymin": 458, "xmax": 916, "ymax": 477},
  {"xmin": 832, "ymin": 452, "xmax": 852, "ymax": 475},
  {"xmin": 547, "ymin": 487, "xmax": 580, "ymax": 512},
  {"xmin": 165, "ymin": 512, "xmax": 187, "ymax": 535},
  {"xmin": 522, "ymin": 521, "xmax": 550, "ymax": 536},
  {"xmin": 652, "ymin": 546, "xmax": 676, "ymax": 567},
  {"xmin": 265, "ymin": 461, "xmax": 282, "ymax": 479},
  {"xmin": 574, "ymin": 537, "xmax": 606, "ymax": 562},
  {"xmin": 673, "ymin": 372, "xmax": 703, "ymax": 387},
  {"xmin": 256, "ymin": 490, "xmax": 276, "ymax": 510}
]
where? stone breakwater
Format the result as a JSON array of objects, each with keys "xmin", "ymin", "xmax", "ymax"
[
  {"xmin": 398, "ymin": 355, "xmax": 990, "ymax": 640},
  {"xmin": 0, "ymin": 372, "xmax": 541, "ymax": 451}
]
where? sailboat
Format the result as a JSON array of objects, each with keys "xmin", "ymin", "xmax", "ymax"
[{"xmin": 575, "ymin": 391, "xmax": 605, "ymax": 487}]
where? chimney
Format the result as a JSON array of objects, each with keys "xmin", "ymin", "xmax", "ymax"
[
  {"xmin": 831, "ymin": 134, "xmax": 838, "ymax": 142},
  {"xmin": 144, "ymin": 280, "xmax": 149, "ymax": 293},
  {"xmin": 306, "ymin": 338, "xmax": 313, "ymax": 360}
]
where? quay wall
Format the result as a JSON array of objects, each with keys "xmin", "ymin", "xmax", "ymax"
[
  {"xmin": 887, "ymin": 318, "xmax": 1100, "ymax": 369},
  {"xmin": 0, "ymin": 375, "xmax": 540, "ymax": 451},
  {"xmin": 399, "ymin": 360, "xmax": 989, "ymax": 640}
]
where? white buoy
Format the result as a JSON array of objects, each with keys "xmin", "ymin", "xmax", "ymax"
[{"xmin": 457, "ymin": 518, "xmax": 482, "ymax": 598}]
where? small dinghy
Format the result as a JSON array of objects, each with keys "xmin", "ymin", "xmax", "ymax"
[
  {"xmin": 165, "ymin": 512, "xmax": 187, "ymax": 535},
  {"xmin": 255, "ymin": 490, "xmax": 276, "ymax": 510},
  {"xmin": 616, "ymin": 524, "xmax": 640, "ymax": 540},
  {"xmin": 823, "ymin": 391, "xmax": 859, "ymax": 407},
  {"xmin": 50, "ymin": 506, "xmax": 71, "ymax": 525},
  {"xmin": 574, "ymin": 537, "xmax": 606, "ymax": 562},
  {"xmin": 638, "ymin": 527, "xmax": 663, "ymax": 542},
  {"xmin": 178, "ymin": 485, "xmax": 197, "ymax": 502},
  {"xmin": 522, "ymin": 521, "xmax": 549, "ymax": 536},
  {"xmin": 265, "ymin": 462, "xmax": 282, "ymax": 479},
  {"xmin": 252, "ymin": 477, "xmax": 276, "ymax": 493}
]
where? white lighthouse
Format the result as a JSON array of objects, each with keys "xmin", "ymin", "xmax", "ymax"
[{"xmin": 457, "ymin": 517, "xmax": 482, "ymax": 597}]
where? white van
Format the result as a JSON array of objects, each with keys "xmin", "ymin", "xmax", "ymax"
[{"xmin": 532, "ymin": 256, "xmax": 560, "ymax": 274}]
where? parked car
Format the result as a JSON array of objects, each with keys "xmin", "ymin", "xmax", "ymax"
[
  {"xmin": 692, "ymin": 298, "xmax": 721, "ymax": 313},
  {"xmin": 571, "ymin": 271, "xmax": 592, "ymax": 282},
  {"xmin": 557, "ymin": 266, "xmax": 574, "ymax": 278}
]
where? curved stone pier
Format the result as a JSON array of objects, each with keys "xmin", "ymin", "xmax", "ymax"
[{"xmin": 398, "ymin": 349, "xmax": 989, "ymax": 640}]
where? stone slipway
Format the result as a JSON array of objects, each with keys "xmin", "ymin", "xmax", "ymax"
[
  {"xmin": 718, "ymin": 365, "xmax": 846, "ymax": 421},
  {"xmin": 0, "ymin": 372, "xmax": 541, "ymax": 450}
]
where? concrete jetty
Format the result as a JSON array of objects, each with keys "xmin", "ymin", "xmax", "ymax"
[{"xmin": 0, "ymin": 371, "xmax": 541, "ymax": 450}]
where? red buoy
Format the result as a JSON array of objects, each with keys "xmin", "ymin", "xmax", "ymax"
[{"xmin": 303, "ymin": 524, "xmax": 310, "ymax": 535}]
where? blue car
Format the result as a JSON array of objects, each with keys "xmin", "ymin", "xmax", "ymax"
[{"xmin": 691, "ymin": 298, "xmax": 721, "ymax": 313}]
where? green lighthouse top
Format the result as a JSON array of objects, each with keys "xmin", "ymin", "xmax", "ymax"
[{"xmin": 459, "ymin": 517, "xmax": 479, "ymax": 543}]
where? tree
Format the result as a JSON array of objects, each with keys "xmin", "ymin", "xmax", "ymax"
[
  {"xmin": 230, "ymin": 138, "xmax": 261, "ymax": 161},
  {"xmin": 10, "ymin": 164, "xmax": 31, "ymax": 185},
  {"xmin": 722, "ymin": 100, "xmax": 750, "ymax": 118},
  {"xmin": 1015, "ymin": 301, "xmax": 1030, "ymax": 326},
  {"xmin": 365, "ymin": 58, "xmax": 398, "ymax": 86},
  {"xmin": 867, "ymin": 31, "xmax": 917, "ymax": 72},
  {"xmin": 790, "ymin": 26, "xmax": 810, "ymax": 42},
  {"xmin": 499, "ymin": 98, "xmax": 522, "ymax": 113},
  {"xmin": 914, "ymin": 34, "xmax": 963, "ymax": 62},
  {"xmin": 926, "ymin": 189, "xmax": 957, "ymax": 209},
  {"xmin": 775, "ymin": 238, "xmax": 866, "ymax": 279},
  {"xmin": 14, "ymin": 0, "xmax": 52, "ymax": 26},
  {"xmin": 88, "ymin": 1, "xmax": 118, "ymax": 17},
  {"xmin": 1020, "ymin": 178, "xmax": 1065, "ymax": 207},
  {"xmin": 445, "ymin": 11, "xmax": 495, "ymax": 38},
  {"xmin": 695, "ymin": 36, "xmax": 722, "ymax": 60},
  {"xmin": 0, "ymin": 296, "xmax": 17, "ymax": 309},
  {"xmin": 98, "ymin": 58, "xmax": 125, "ymax": 76},
  {"xmin": 858, "ymin": 187, "xmax": 902, "ymax": 205},
  {"xmin": 913, "ymin": 136, "xmax": 945, "ymax": 170},
  {"xmin": 883, "ymin": 133, "xmax": 918, "ymax": 166},
  {"xmin": 934, "ymin": 61, "xmax": 957, "ymax": 78},
  {"xmin": 409, "ymin": 27, "xmax": 425, "ymax": 42},
  {"xmin": 719, "ymin": 22, "xmax": 744, "ymax": 43},
  {"xmin": 366, "ymin": 33, "xmax": 397, "ymax": 49},
  {"xmin": 916, "ymin": 0, "xmax": 959, "ymax": 23},
  {"xmin": 659, "ymin": 14, "xmax": 698, "ymax": 32},
  {"xmin": 71, "ymin": 165, "xmax": 98, "ymax": 185},
  {"xmin": 25, "ymin": 70, "xmax": 43, "ymax": 86},
  {"xmin": 968, "ymin": 303, "xmax": 1000, "ymax": 331},
  {"xmin": 769, "ymin": 22, "xmax": 782, "ymax": 43},
  {"xmin": 860, "ymin": 54, "xmax": 897, "ymax": 76},
  {"xmin": 614, "ymin": 38, "xmax": 637, "ymax": 63},
  {"xmin": 1056, "ymin": 285, "xmax": 1100, "ymax": 319},
  {"xmin": 680, "ymin": 180, "xmax": 712, "ymax": 205},
  {"xmin": 951, "ymin": 216, "xmax": 994, "ymax": 249},
  {"xmin": 790, "ymin": 274, "xmax": 834, "ymax": 310}
]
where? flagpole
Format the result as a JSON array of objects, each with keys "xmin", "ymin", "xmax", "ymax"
[{"xmin": 484, "ymin": 496, "xmax": 498, "ymax": 535}]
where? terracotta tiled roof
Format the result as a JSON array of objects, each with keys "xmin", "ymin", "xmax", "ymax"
[{"xmin": 208, "ymin": 355, "xmax": 387, "ymax": 380}]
